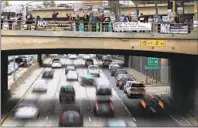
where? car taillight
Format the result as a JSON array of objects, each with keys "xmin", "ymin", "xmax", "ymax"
[
  {"xmin": 158, "ymin": 100, "xmax": 164, "ymax": 109},
  {"xmin": 109, "ymin": 101, "xmax": 114, "ymax": 110},
  {"xmin": 79, "ymin": 113, "xmax": 83, "ymax": 119},
  {"xmin": 117, "ymin": 80, "xmax": 120, "ymax": 83},
  {"xmin": 60, "ymin": 114, "xmax": 64, "ymax": 121},
  {"xmin": 112, "ymin": 69, "xmax": 115, "ymax": 72},
  {"xmin": 140, "ymin": 100, "xmax": 147, "ymax": 108},
  {"xmin": 95, "ymin": 101, "xmax": 99, "ymax": 110}
]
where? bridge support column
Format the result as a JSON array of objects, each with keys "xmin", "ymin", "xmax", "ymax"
[
  {"xmin": 37, "ymin": 54, "xmax": 43, "ymax": 67},
  {"xmin": 1, "ymin": 52, "xmax": 11, "ymax": 104},
  {"xmin": 123, "ymin": 56, "xmax": 129, "ymax": 67},
  {"xmin": 170, "ymin": 56, "xmax": 197, "ymax": 113}
]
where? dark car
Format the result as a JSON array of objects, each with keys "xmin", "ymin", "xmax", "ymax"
[
  {"xmin": 80, "ymin": 74, "xmax": 96, "ymax": 86},
  {"xmin": 96, "ymin": 84, "xmax": 112, "ymax": 95},
  {"xmin": 96, "ymin": 54, "xmax": 103, "ymax": 60},
  {"xmin": 114, "ymin": 69, "xmax": 128, "ymax": 78},
  {"xmin": 93, "ymin": 100, "xmax": 115, "ymax": 117},
  {"xmin": 110, "ymin": 65, "xmax": 122, "ymax": 76},
  {"xmin": 59, "ymin": 105, "xmax": 83, "ymax": 127},
  {"xmin": 42, "ymin": 68, "xmax": 54, "ymax": 78},
  {"xmin": 52, "ymin": 58, "xmax": 60, "ymax": 63},
  {"xmin": 85, "ymin": 59, "xmax": 94, "ymax": 67},
  {"xmin": 15, "ymin": 55, "xmax": 33, "ymax": 67},
  {"xmin": 102, "ymin": 59, "xmax": 112, "ymax": 67},
  {"xmin": 65, "ymin": 66, "xmax": 76, "ymax": 74},
  {"xmin": 117, "ymin": 75, "xmax": 134, "ymax": 89},
  {"xmin": 140, "ymin": 94, "xmax": 165, "ymax": 116},
  {"xmin": 59, "ymin": 85, "xmax": 75, "ymax": 104}
]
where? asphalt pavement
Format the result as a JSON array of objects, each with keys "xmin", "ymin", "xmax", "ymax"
[{"xmin": 2, "ymin": 56, "xmax": 182, "ymax": 127}]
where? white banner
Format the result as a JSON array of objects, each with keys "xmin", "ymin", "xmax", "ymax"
[{"xmin": 113, "ymin": 22, "xmax": 152, "ymax": 32}]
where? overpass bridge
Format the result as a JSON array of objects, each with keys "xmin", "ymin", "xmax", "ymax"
[{"xmin": 1, "ymin": 30, "xmax": 198, "ymax": 114}]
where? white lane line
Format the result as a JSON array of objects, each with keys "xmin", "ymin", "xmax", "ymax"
[
  {"xmin": 132, "ymin": 117, "xmax": 136, "ymax": 122},
  {"xmin": 165, "ymin": 110, "xmax": 186, "ymax": 126},
  {"xmin": 88, "ymin": 117, "xmax": 91, "ymax": 121},
  {"xmin": 46, "ymin": 117, "xmax": 48, "ymax": 121}
]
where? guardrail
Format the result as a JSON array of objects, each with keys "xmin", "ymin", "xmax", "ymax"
[{"xmin": 1, "ymin": 19, "xmax": 197, "ymax": 33}]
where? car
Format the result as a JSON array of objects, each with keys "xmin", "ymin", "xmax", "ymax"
[
  {"xmin": 125, "ymin": 81, "xmax": 146, "ymax": 98},
  {"xmin": 102, "ymin": 58, "xmax": 112, "ymax": 67},
  {"xmin": 59, "ymin": 85, "xmax": 75, "ymax": 104},
  {"xmin": 14, "ymin": 102, "xmax": 39, "ymax": 119},
  {"xmin": 96, "ymin": 54, "xmax": 103, "ymax": 60},
  {"xmin": 110, "ymin": 65, "xmax": 122, "ymax": 76},
  {"xmin": 83, "ymin": 54, "xmax": 91, "ymax": 60},
  {"xmin": 66, "ymin": 71, "xmax": 78, "ymax": 81},
  {"xmin": 80, "ymin": 73, "xmax": 96, "ymax": 86},
  {"xmin": 117, "ymin": 75, "xmax": 134, "ymax": 89},
  {"xmin": 93, "ymin": 100, "xmax": 115, "ymax": 117},
  {"xmin": 32, "ymin": 80, "xmax": 47, "ymax": 92},
  {"xmin": 87, "ymin": 65, "xmax": 100, "ymax": 77},
  {"xmin": 115, "ymin": 74, "xmax": 128, "ymax": 85},
  {"xmin": 85, "ymin": 59, "xmax": 94, "ymax": 67},
  {"xmin": 114, "ymin": 69, "xmax": 128, "ymax": 78},
  {"xmin": 65, "ymin": 66, "xmax": 76, "ymax": 74},
  {"xmin": 109, "ymin": 62, "xmax": 119, "ymax": 70},
  {"xmin": 78, "ymin": 54, "xmax": 85, "ymax": 58},
  {"xmin": 96, "ymin": 83, "xmax": 112, "ymax": 95},
  {"xmin": 140, "ymin": 94, "xmax": 165, "ymax": 115},
  {"xmin": 89, "ymin": 54, "xmax": 96, "ymax": 58},
  {"xmin": 15, "ymin": 55, "xmax": 33, "ymax": 67},
  {"xmin": 69, "ymin": 54, "xmax": 77, "ymax": 59},
  {"xmin": 59, "ymin": 105, "xmax": 83, "ymax": 127},
  {"xmin": 102, "ymin": 55, "xmax": 112, "ymax": 61},
  {"xmin": 52, "ymin": 61, "xmax": 62, "ymax": 68},
  {"xmin": 107, "ymin": 119, "xmax": 127, "ymax": 127},
  {"xmin": 42, "ymin": 68, "xmax": 54, "ymax": 78},
  {"xmin": 52, "ymin": 58, "xmax": 60, "ymax": 63}
]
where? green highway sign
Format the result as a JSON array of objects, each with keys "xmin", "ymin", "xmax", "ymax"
[
  {"xmin": 144, "ymin": 65, "xmax": 160, "ymax": 70},
  {"xmin": 148, "ymin": 57, "xmax": 159, "ymax": 66}
]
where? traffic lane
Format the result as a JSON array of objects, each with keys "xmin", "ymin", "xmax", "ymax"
[
  {"xmin": 2, "ymin": 68, "xmax": 63, "ymax": 127},
  {"xmin": 76, "ymin": 68, "xmax": 137, "ymax": 127},
  {"xmin": 1, "ymin": 68, "xmax": 45, "ymax": 124},
  {"xmin": 102, "ymin": 69, "xmax": 179, "ymax": 127}
]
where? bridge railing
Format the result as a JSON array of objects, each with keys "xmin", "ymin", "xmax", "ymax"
[{"xmin": 1, "ymin": 19, "xmax": 197, "ymax": 34}]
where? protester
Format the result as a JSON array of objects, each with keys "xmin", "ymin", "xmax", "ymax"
[
  {"xmin": 7, "ymin": 13, "xmax": 13, "ymax": 30},
  {"xmin": 26, "ymin": 12, "xmax": 33, "ymax": 30},
  {"xmin": 84, "ymin": 14, "xmax": 89, "ymax": 31},
  {"xmin": 35, "ymin": 15, "xmax": 40, "ymax": 30},
  {"xmin": 17, "ymin": 14, "xmax": 22, "ymax": 30}
]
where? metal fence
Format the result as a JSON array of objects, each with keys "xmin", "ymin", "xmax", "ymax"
[{"xmin": 1, "ymin": 19, "xmax": 197, "ymax": 33}]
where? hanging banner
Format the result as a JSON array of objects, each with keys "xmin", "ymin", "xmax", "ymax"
[
  {"xmin": 160, "ymin": 23, "xmax": 189, "ymax": 34},
  {"xmin": 113, "ymin": 22, "xmax": 152, "ymax": 32},
  {"xmin": 176, "ymin": 0, "xmax": 184, "ymax": 15},
  {"xmin": 38, "ymin": 21, "xmax": 71, "ymax": 27}
]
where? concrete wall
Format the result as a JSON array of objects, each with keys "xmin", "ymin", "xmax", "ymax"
[{"xmin": 130, "ymin": 56, "xmax": 161, "ymax": 83}]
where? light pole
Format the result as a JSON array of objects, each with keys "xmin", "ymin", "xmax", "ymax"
[{"xmin": 13, "ymin": 56, "xmax": 16, "ymax": 81}]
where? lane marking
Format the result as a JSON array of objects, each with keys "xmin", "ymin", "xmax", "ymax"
[
  {"xmin": 46, "ymin": 116, "xmax": 48, "ymax": 121},
  {"xmin": 1, "ymin": 58, "xmax": 53, "ymax": 125},
  {"xmin": 132, "ymin": 117, "xmax": 136, "ymax": 122},
  {"xmin": 165, "ymin": 110, "xmax": 186, "ymax": 126},
  {"xmin": 88, "ymin": 117, "xmax": 91, "ymax": 121}
]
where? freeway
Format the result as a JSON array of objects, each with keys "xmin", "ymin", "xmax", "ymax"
[{"xmin": 2, "ymin": 55, "xmax": 180, "ymax": 127}]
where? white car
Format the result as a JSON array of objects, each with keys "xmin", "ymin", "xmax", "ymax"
[
  {"xmin": 89, "ymin": 54, "xmax": 96, "ymax": 58},
  {"xmin": 14, "ymin": 103, "xmax": 39, "ymax": 119},
  {"xmin": 109, "ymin": 63, "xmax": 119, "ymax": 70},
  {"xmin": 52, "ymin": 61, "xmax": 62, "ymax": 68},
  {"xmin": 32, "ymin": 80, "xmax": 47, "ymax": 92},
  {"xmin": 83, "ymin": 55, "xmax": 91, "ymax": 60},
  {"xmin": 88, "ymin": 65, "xmax": 100, "ymax": 77},
  {"xmin": 125, "ymin": 81, "xmax": 146, "ymax": 98},
  {"xmin": 66, "ymin": 71, "xmax": 78, "ymax": 81},
  {"xmin": 69, "ymin": 54, "xmax": 77, "ymax": 59}
]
